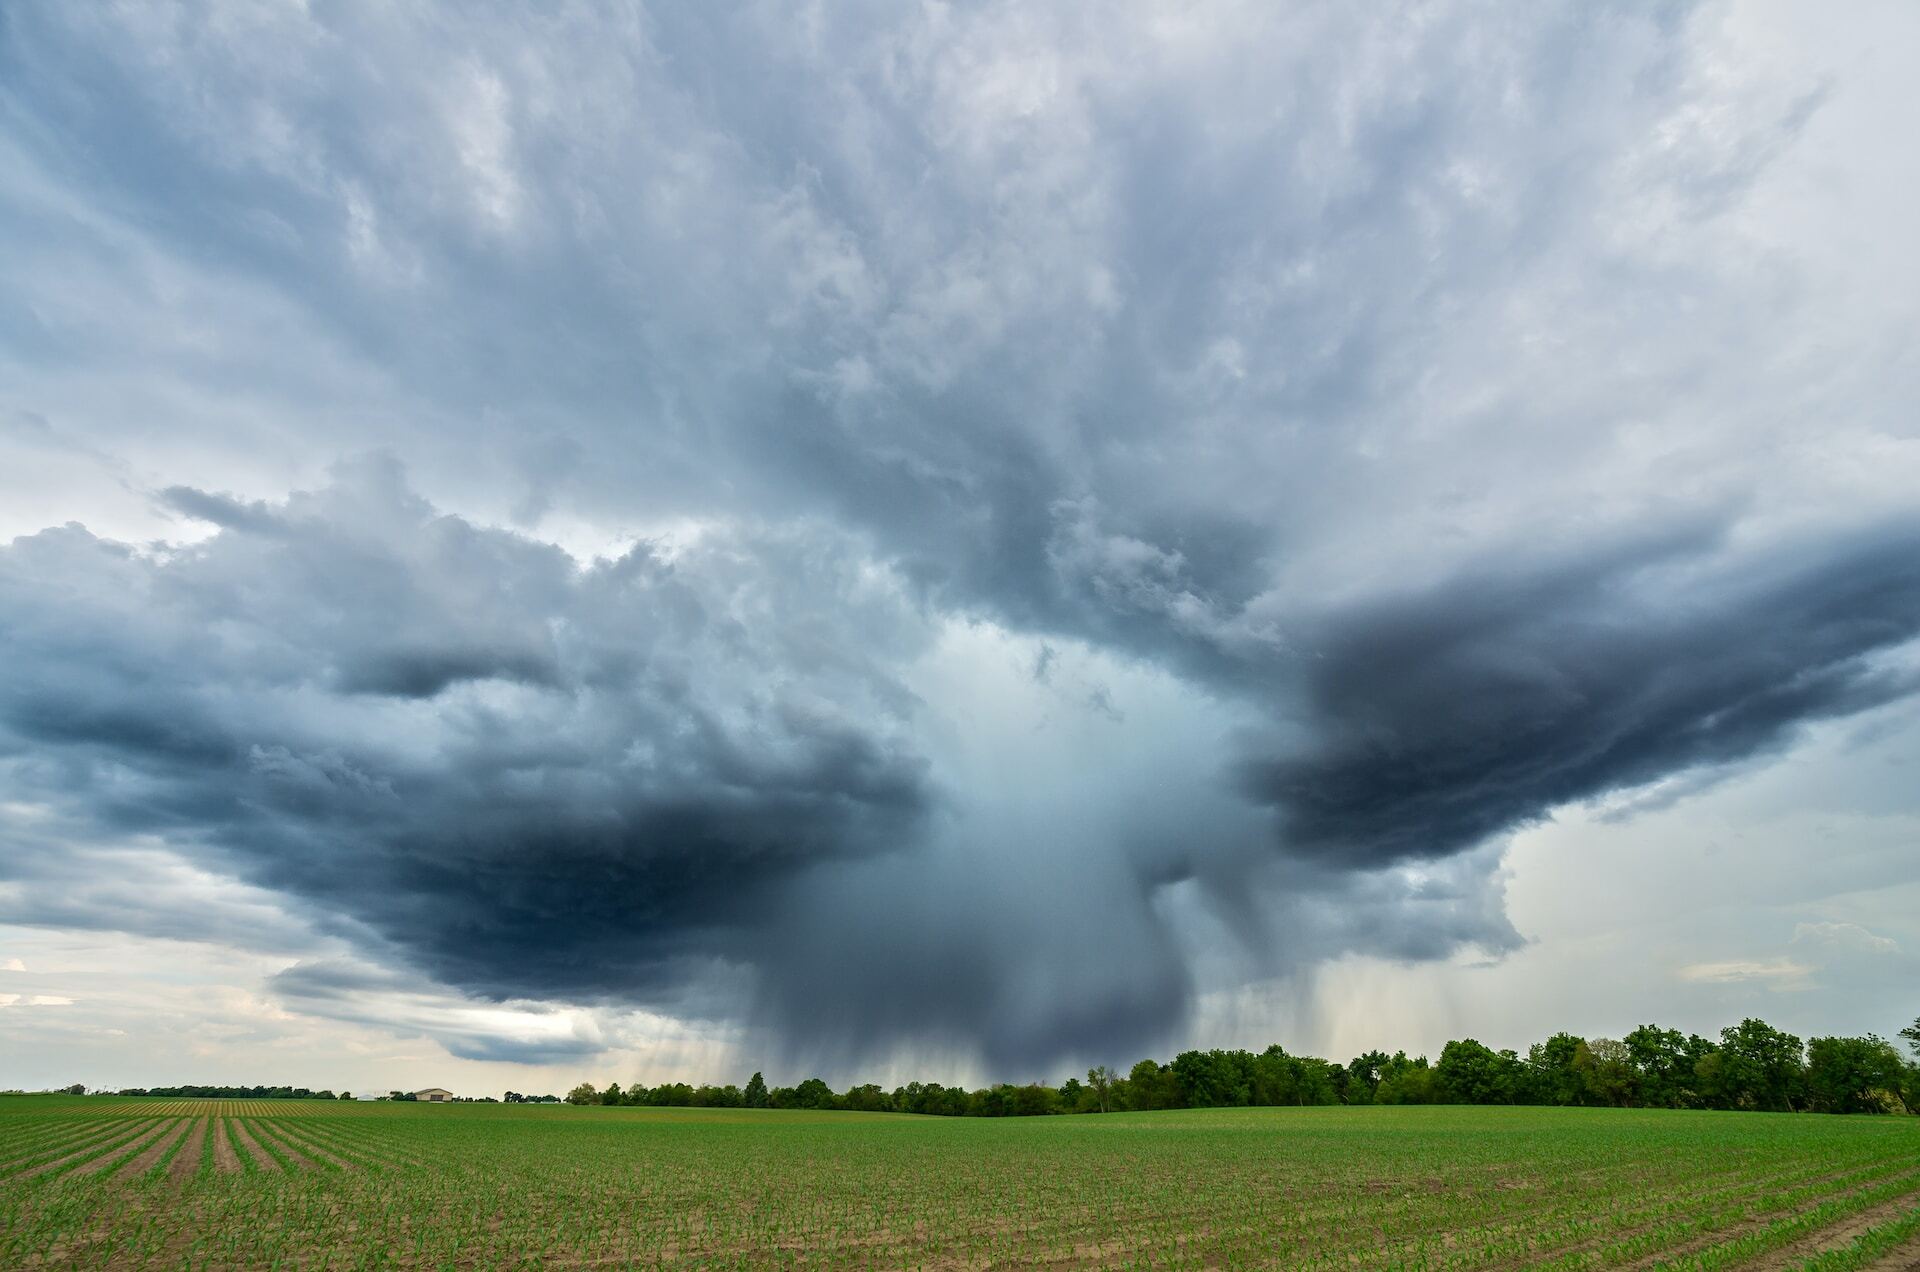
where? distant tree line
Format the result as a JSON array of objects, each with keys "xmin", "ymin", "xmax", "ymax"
[
  {"xmin": 375, "ymin": 1092, "xmax": 532, "ymax": 1102},
  {"xmin": 565, "ymin": 1017, "xmax": 1920, "ymax": 1118},
  {"xmin": 114, "ymin": 1085, "xmax": 354, "ymax": 1100},
  {"xmin": 98, "ymin": 1085, "xmax": 562, "ymax": 1103}
]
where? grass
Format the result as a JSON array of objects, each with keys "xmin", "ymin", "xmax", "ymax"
[{"xmin": 1, "ymin": 1094, "xmax": 1917, "ymax": 1268}]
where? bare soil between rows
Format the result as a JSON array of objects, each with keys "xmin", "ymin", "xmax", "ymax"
[
  {"xmin": 110, "ymin": 1119, "xmax": 191, "ymax": 1182},
  {"xmin": 166, "ymin": 1119, "xmax": 209, "ymax": 1185}
]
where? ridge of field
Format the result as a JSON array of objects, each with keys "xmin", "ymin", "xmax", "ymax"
[{"xmin": 1, "ymin": 1095, "xmax": 1916, "ymax": 1269}]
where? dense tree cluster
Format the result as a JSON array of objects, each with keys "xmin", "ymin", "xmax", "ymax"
[{"xmin": 566, "ymin": 1017, "xmax": 1920, "ymax": 1118}]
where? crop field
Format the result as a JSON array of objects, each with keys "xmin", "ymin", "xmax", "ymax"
[{"xmin": 1, "ymin": 1096, "xmax": 1917, "ymax": 1269}]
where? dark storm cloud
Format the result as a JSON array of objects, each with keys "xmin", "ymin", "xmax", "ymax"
[
  {"xmin": 1239, "ymin": 526, "xmax": 1920, "ymax": 869},
  {"xmin": 3, "ymin": 1, "xmax": 1919, "ymax": 1074},
  {"xmin": 0, "ymin": 460, "xmax": 934, "ymax": 1006},
  {"xmin": 0, "ymin": 458, "xmax": 1565, "ymax": 1073}
]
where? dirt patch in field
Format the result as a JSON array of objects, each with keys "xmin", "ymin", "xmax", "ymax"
[
  {"xmin": 1360, "ymin": 1177, "xmax": 1448, "ymax": 1195},
  {"xmin": 228, "ymin": 1119, "xmax": 282, "ymax": 1172},
  {"xmin": 110, "ymin": 1119, "xmax": 191, "ymax": 1182},
  {"xmin": 167, "ymin": 1119, "xmax": 209, "ymax": 1185},
  {"xmin": 212, "ymin": 1120, "xmax": 243, "ymax": 1174}
]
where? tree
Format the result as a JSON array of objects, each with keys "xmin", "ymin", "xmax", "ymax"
[
  {"xmin": 1705, "ymin": 1019, "xmax": 1805, "ymax": 1112},
  {"xmin": 1806, "ymin": 1036, "xmax": 1909, "ymax": 1114},
  {"xmin": 1250, "ymin": 1046, "xmax": 1300, "ymax": 1107},
  {"xmin": 62, "ymin": 1084, "xmax": 86, "ymax": 1096},
  {"xmin": 791, "ymin": 1077, "xmax": 837, "ymax": 1110},
  {"xmin": 1010, "ymin": 1083, "xmax": 1061, "ymax": 1116},
  {"xmin": 1086, "ymin": 1065, "xmax": 1115, "ymax": 1114},
  {"xmin": 1436, "ymin": 1040, "xmax": 1523, "ymax": 1105},
  {"xmin": 1172, "ymin": 1050, "xmax": 1251, "ymax": 1108},
  {"xmin": 1526, "ymin": 1033, "xmax": 1587, "ymax": 1106},
  {"xmin": 564, "ymin": 1082, "xmax": 598, "ymax": 1106},
  {"xmin": 1623, "ymin": 1025, "xmax": 1712, "ymax": 1109},
  {"xmin": 842, "ymin": 1083, "xmax": 891, "ymax": 1112},
  {"xmin": 1374, "ymin": 1053, "xmax": 1438, "ymax": 1105},
  {"xmin": 1292, "ymin": 1057, "xmax": 1342, "ymax": 1106},
  {"xmin": 1901, "ymin": 1019, "xmax": 1920, "ymax": 1057},
  {"xmin": 1344, "ymin": 1051, "xmax": 1390, "ymax": 1105},
  {"xmin": 1126, "ymin": 1059, "xmax": 1181, "ymax": 1111},
  {"xmin": 744, "ymin": 1071, "xmax": 769, "ymax": 1109},
  {"xmin": 1574, "ymin": 1039, "xmax": 1635, "ymax": 1108}
]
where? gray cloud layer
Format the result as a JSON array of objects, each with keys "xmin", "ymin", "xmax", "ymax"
[
  {"xmin": 6, "ymin": 463, "xmax": 1915, "ymax": 1070},
  {"xmin": 3, "ymin": 2, "xmax": 1918, "ymax": 1071},
  {"xmin": 2, "ymin": 459, "xmax": 931, "ymax": 1007},
  {"xmin": 1242, "ymin": 526, "xmax": 1920, "ymax": 868}
]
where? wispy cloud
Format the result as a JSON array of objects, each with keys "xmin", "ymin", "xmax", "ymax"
[
  {"xmin": 1792, "ymin": 921, "xmax": 1899, "ymax": 955},
  {"xmin": 1676, "ymin": 958, "xmax": 1817, "ymax": 991}
]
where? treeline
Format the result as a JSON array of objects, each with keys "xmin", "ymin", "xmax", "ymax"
[
  {"xmin": 569, "ymin": 1017, "xmax": 1920, "ymax": 1118},
  {"xmin": 114, "ymin": 1085, "xmax": 352, "ymax": 1100},
  {"xmin": 95, "ymin": 1086, "xmax": 568, "ymax": 1103}
]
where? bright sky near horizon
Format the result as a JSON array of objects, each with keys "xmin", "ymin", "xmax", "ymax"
[{"xmin": 2, "ymin": 1, "xmax": 1917, "ymax": 1097}]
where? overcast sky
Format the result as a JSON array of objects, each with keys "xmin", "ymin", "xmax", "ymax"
[{"xmin": 2, "ymin": 1, "xmax": 1917, "ymax": 1097}]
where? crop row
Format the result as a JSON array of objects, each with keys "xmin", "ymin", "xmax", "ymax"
[{"xmin": 0, "ymin": 1102, "xmax": 1915, "ymax": 1269}]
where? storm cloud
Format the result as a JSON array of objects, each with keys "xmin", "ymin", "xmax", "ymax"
[
  {"xmin": 1, "ymin": 459, "xmax": 934, "ymax": 1006},
  {"xmin": 6, "ymin": 461, "xmax": 1916, "ymax": 1070},
  {"xmin": 2, "ymin": 1, "xmax": 1918, "ymax": 1076},
  {"xmin": 1242, "ymin": 526, "xmax": 1920, "ymax": 869}
]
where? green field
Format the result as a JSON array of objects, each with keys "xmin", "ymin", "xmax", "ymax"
[{"xmin": 2, "ymin": 1096, "xmax": 1918, "ymax": 1269}]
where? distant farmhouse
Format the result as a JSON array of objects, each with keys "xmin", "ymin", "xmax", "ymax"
[{"xmin": 414, "ymin": 1088, "xmax": 453, "ymax": 1103}]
